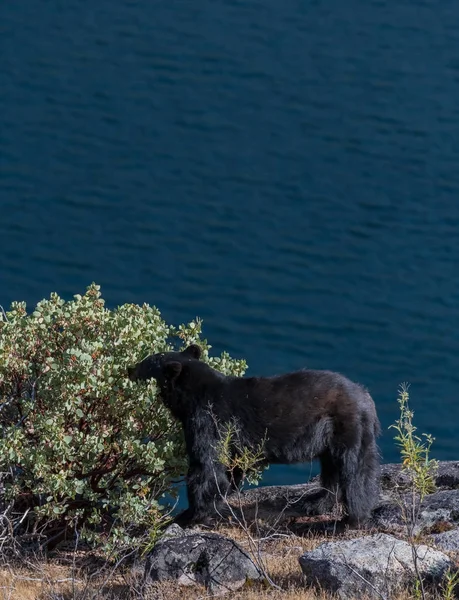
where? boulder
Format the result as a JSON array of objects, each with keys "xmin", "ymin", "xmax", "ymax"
[
  {"xmin": 419, "ymin": 490, "xmax": 459, "ymax": 530},
  {"xmin": 371, "ymin": 500, "xmax": 406, "ymax": 532},
  {"xmin": 229, "ymin": 462, "xmax": 459, "ymax": 528},
  {"xmin": 144, "ymin": 525, "xmax": 262, "ymax": 595},
  {"xmin": 436, "ymin": 462, "xmax": 459, "ymax": 489},
  {"xmin": 373, "ymin": 489, "xmax": 459, "ymax": 534},
  {"xmin": 380, "ymin": 461, "xmax": 459, "ymax": 491},
  {"xmin": 299, "ymin": 533, "xmax": 453, "ymax": 600},
  {"xmin": 228, "ymin": 479, "xmax": 346, "ymax": 524},
  {"xmin": 430, "ymin": 529, "xmax": 459, "ymax": 553},
  {"xmin": 229, "ymin": 480, "xmax": 322, "ymax": 521}
]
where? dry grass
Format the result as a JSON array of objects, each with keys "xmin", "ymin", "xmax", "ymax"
[
  {"xmin": 0, "ymin": 563, "xmax": 75, "ymax": 600},
  {"xmin": 0, "ymin": 524, "xmax": 451, "ymax": 600}
]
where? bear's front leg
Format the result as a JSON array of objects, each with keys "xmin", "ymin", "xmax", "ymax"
[
  {"xmin": 177, "ymin": 410, "xmax": 233, "ymax": 526},
  {"xmin": 173, "ymin": 507, "xmax": 215, "ymax": 528},
  {"xmin": 182, "ymin": 458, "xmax": 231, "ymax": 526}
]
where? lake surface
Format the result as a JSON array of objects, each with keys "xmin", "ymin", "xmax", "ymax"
[{"xmin": 2, "ymin": 0, "xmax": 459, "ymax": 490}]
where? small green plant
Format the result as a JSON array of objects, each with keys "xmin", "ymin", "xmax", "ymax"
[
  {"xmin": 216, "ymin": 418, "xmax": 267, "ymax": 488},
  {"xmin": 391, "ymin": 383, "xmax": 437, "ymax": 498},
  {"xmin": 212, "ymin": 416, "xmax": 282, "ymax": 591},
  {"xmin": 442, "ymin": 568, "xmax": 459, "ymax": 600},
  {"xmin": 0, "ymin": 283, "xmax": 247, "ymax": 554},
  {"xmin": 390, "ymin": 383, "xmax": 439, "ymax": 600}
]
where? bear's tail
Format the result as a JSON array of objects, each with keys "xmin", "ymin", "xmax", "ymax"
[{"xmin": 365, "ymin": 391, "xmax": 381, "ymax": 438}]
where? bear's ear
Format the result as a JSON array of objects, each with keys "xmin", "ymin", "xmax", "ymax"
[
  {"xmin": 164, "ymin": 361, "xmax": 182, "ymax": 381},
  {"xmin": 182, "ymin": 344, "xmax": 202, "ymax": 360}
]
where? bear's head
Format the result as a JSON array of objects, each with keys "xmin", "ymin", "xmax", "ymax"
[
  {"xmin": 127, "ymin": 344, "xmax": 202, "ymax": 386},
  {"xmin": 127, "ymin": 344, "xmax": 206, "ymax": 418}
]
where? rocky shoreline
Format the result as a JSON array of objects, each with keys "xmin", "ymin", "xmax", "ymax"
[{"xmin": 139, "ymin": 461, "xmax": 459, "ymax": 598}]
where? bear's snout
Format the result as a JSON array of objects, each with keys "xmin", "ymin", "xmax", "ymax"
[{"xmin": 127, "ymin": 366, "xmax": 137, "ymax": 381}]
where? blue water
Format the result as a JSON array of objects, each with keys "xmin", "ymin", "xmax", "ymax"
[{"xmin": 2, "ymin": 0, "xmax": 459, "ymax": 490}]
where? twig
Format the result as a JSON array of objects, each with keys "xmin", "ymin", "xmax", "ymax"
[
  {"xmin": 0, "ymin": 305, "xmax": 8, "ymax": 322},
  {"xmin": 212, "ymin": 467, "xmax": 283, "ymax": 591}
]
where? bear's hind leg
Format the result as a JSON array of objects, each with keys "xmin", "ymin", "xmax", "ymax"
[
  {"xmin": 338, "ymin": 439, "xmax": 379, "ymax": 527},
  {"xmin": 318, "ymin": 450, "xmax": 341, "ymax": 513},
  {"xmin": 304, "ymin": 450, "xmax": 341, "ymax": 516}
]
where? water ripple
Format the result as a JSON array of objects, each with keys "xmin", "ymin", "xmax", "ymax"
[{"xmin": 2, "ymin": 0, "xmax": 459, "ymax": 481}]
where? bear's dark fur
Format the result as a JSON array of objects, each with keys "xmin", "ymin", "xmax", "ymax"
[{"xmin": 128, "ymin": 345, "xmax": 380, "ymax": 528}]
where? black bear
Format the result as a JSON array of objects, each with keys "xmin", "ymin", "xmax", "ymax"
[{"xmin": 128, "ymin": 345, "xmax": 380, "ymax": 528}]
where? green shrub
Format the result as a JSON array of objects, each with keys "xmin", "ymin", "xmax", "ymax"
[
  {"xmin": 390, "ymin": 383, "xmax": 439, "ymax": 600},
  {"xmin": 391, "ymin": 383, "xmax": 437, "ymax": 499},
  {"xmin": 0, "ymin": 283, "xmax": 246, "ymax": 552},
  {"xmin": 216, "ymin": 418, "xmax": 267, "ymax": 487}
]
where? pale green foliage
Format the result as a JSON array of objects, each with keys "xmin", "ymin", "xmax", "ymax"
[
  {"xmin": 216, "ymin": 418, "xmax": 267, "ymax": 487},
  {"xmin": 390, "ymin": 383, "xmax": 438, "ymax": 498},
  {"xmin": 390, "ymin": 383, "xmax": 439, "ymax": 600},
  {"xmin": 0, "ymin": 283, "xmax": 246, "ymax": 551},
  {"xmin": 442, "ymin": 569, "xmax": 459, "ymax": 600}
]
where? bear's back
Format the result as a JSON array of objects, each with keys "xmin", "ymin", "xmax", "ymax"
[{"xmin": 217, "ymin": 368, "xmax": 374, "ymax": 421}]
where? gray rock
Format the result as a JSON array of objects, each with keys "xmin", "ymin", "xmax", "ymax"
[
  {"xmin": 231, "ymin": 462, "xmax": 459, "ymax": 527},
  {"xmin": 380, "ymin": 463, "xmax": 414, "ymax": 491},
  {"xmin": 373, "ymin": 490, "xmax": 459, "ymax": 534},
  {"xmin": 371, "ymin": 500, "xmax": 405, "ymax": 532},
  {"xmin": 230, "ymin": 479, "xmax": 341, "ymax": 522},
  {"xmin": 431, "ymin": 529, "xmax": 459, "ymax": 553},
  {"xmin": 380, "ymin": 461, "xmax": 459, "ymax": 492},
  {"xmin": 144, "ymin": 530, "xmax": 263, "ymax": 595},
  {"xmin": 434, "ymin": 462, "xmax": 459, "ymax": 489},
  {"xmin": 299, "ymin": 533, "xmax": 453, "ymax": 600},
  {"xmin": 160, "ymin": 523, "xmax": 189, "ymax": 541},
  {"xmin": 419, "ymin": 490, "xmax": 459, "ymax": 529}
]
